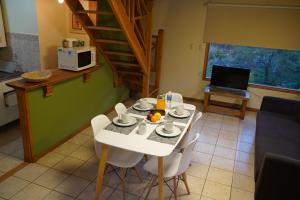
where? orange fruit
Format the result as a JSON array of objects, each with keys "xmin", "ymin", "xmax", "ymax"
[
  {"xmin": 151, "ymin": 115, "xmax": 159, "ymax": 122},
  {"xmin": 154, "ymin": 112, "xmax": 161, "ymax": 120}
]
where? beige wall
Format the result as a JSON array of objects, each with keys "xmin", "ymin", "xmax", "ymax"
[
  {"xmin": 152, "ymin": 0, "xmax": 300, "ymax": 109},
  {"xmin": 1, "ymin": 0, "xmax": 38, "ymax": 35},
  {"xmin": 35, "ymin": 0, "xmax": 89, "ymax": 69}
]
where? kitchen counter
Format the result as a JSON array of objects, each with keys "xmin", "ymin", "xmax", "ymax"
[
  {"xmin": 3, "ymin": 64, "xmax": 130, "ymax": 163},
  {"xmin": 7, "ymin": 66, "xmax": 101, "ymax": 91}
]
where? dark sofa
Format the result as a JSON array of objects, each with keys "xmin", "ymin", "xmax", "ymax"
[{"xmin": 255, "ymin": 96, "xmax": 300, "ymax": 200}]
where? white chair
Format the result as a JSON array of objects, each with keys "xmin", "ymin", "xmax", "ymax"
[
  {"xmin": 176, "ymin": 111, "xmax": 202, "ymax": 151},
  {"xmin": 165, "ymin": 92, "xmax": 183, "ymax": 103},
  {"xmin": 115, "ymin": 103, "xmax": 127, "ymax": 117},
  {"xmin": 143, "ymin": 134, "xmax": 200, "ymax": 200},
  {"xmin": 91, "ymin": 114, "xmax": 144, "ymax": 200}
]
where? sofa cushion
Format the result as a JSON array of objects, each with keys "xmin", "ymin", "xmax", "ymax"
[{"xmin": 255, "ymin": 111, "xmax": 300, "ymax": 179}]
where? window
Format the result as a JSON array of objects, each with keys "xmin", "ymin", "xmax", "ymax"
[{"xmin": 204, "ymin": 43, "xmax": 300, "ymax": 91}]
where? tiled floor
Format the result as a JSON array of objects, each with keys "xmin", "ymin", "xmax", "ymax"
[
  {"xmin": 0, "ymin": 120, "xmax": 24, "ymax": 175},
  {"xmin": 0, "ymin": 102, "xmax": 256, "ymax": 200}
]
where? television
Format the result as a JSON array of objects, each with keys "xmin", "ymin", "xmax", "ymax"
[{"xmin": 210, "ymin": 65, "xmax": 250, "ymax": 90}]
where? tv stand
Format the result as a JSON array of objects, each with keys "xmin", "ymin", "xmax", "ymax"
[{"xmin": 203, "ymin": 85, "xmax": 250, "ymax": 119}]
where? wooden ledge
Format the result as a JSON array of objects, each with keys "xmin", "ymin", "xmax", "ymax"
[{"xmin": 6, "ymin": 66, "xmax": 101, "ymax": 93}]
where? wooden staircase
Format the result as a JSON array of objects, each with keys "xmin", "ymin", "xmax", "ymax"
[{"xmin": 65, "ymin": 0, "xmax": 162, "ymax": 97}]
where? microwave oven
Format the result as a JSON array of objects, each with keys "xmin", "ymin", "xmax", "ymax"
[{"xmin": 58, "ymin": 47, "xmax": 96, "ymax": 71}]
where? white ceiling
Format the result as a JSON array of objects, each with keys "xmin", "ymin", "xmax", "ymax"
[{"xmin": 208, "ymin": 0, "xmax": 300, "ymax": 6}]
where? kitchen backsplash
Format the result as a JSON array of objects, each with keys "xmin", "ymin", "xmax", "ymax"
[{"xmin": 0, "ymin": 32, "xmax": 40, "ymax": 72}]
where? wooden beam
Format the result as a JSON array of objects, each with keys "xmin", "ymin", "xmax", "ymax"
[
  {"xmin": 111, "ymin": 61, "xmax": 140, "ymax": 67},
  {"xmin": 108, "ymin": 0, "xmax": 148, "ymax": 74},
  {"xmin": 86, "ymin": 26, "xmax": 122, "ymax": 31},
  {"xmin": 154, "ymin": 29, "xmax": 163, "ymax": 91},
  {"xmin": 65, "ymin": 0, "xmax": 119, "ymax": 86},
  {"xmin": 95, "ymin": 39, "xmax": 128, "ymax": 45},
  {"xmin": 16, "ymin": 89, "xmax": 34, "ymax": 162},
  {"xmin": 104, "ymin": 50, "xmax": 135, "ymax": 57},
  {"xmin": 76, "ymin": 10, "xmax": 114, "ymax": 15}
]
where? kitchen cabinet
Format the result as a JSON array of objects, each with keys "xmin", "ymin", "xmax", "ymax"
[{"xmin": 0, "ymin": 3, "xmax": 6, "ymax": 47}]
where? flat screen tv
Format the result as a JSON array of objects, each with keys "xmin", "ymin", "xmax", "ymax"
[{"xmin": 210, "ymin": 65, "xmax": 250, "ymax": 90}]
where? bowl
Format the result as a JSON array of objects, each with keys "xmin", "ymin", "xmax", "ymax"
[{"xmin": 21, "ymin": 70, "xmax": 52, "ymax": 82}]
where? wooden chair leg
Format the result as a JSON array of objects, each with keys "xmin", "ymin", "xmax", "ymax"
[
  {"xmin": 173, "ymin": 176, "xmax": 177, "ymax": 200},
  {"xmin": 120, "ymin": 168, "xmax": 126, "ymax": 200},
  {"xmin": 182, "ymin": 172, "xmax": 190, "ymax": 195},
  {"xmin": 133, "ymin": 166, "xmax": 143, "ymax": 182},
  {"xmin": 144, "ymin": 176, "xmax": 157, "ymax": 200}
]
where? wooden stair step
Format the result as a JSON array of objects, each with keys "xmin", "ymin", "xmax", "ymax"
[
  {"xmin": 77, "ymin": 10, "xmax": 114, "ymax": 15},
  {"xmin": 95, "ymin": 39, "xmax": 128, "ymax": 45},
  {"xmin": 118, "ymin": 70, "xmax": 143, "ymax": 76},
  {"xmin": 104, "ymin": 50, "xmax": 135, "ymax": 57},
  {"xmin": 86, "ymin": 26, "xmax": 122, "ymax": 31},
  {"xmin": 112, "ymin": 61, "xmax": 140, "ymax": 67},
  {"xmin": 127, "ymin": 79, "xmax": 142, "ymax": 85}
]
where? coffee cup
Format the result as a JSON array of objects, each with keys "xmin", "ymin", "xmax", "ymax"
[
  {"xmin": 120, "ymin": 113, "xmax": 129, "ymax": 123},
  {"xmin": 164, "ymin": 120, "xmax": 174, "ymax": 133},
  {"xmin": 138, "ymin": 121, "xmax": 147, "ymax": 135},
  {"xmin": 139, "ymin": 99, "xmax": 148, "ymax": 108},
  {"xmin": 175, "ymin": 105, "xmax": 184, "ymax": 115}
]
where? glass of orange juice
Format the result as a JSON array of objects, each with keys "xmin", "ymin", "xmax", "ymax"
[{"xmin": 156, "ymin": 95, "xmax": 166, "ymax": 110}]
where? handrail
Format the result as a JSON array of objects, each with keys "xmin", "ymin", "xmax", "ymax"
[
  {"xmin": 108, "ymin": 0, "xmax": 152, "ymax": 75},
  {"xmin": 115, "ymin": 0, "xmax": 153, "ymax": 68}
]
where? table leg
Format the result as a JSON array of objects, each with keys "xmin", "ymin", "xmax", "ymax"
[
  {"xmin": 240, "ymin": 99, "xmax": 248, "ymax": 120},
  {"xmin": 94, "ymin": 144, "xmax": 109, "ymax": 200},
  {"xmin": 158, "ymin": 157, "xmax": 164, "ymax": 200},
  {"xmin": 204, "ymin": 93, "xmax": 209, "ymax": 112}
]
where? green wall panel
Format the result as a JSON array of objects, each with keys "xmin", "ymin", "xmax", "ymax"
[{"xmin": 27, "ymin": 63, "xmax": 129, "ymax": 157}]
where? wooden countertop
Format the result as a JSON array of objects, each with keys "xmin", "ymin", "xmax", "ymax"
[{"xmin": 7, "ymin": 66, "xmax": 101, "ymax": 91}]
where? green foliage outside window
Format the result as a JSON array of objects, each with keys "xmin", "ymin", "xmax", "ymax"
[{"xmin": 205, "ymin": 43, "xmax": 300, "ymax": 90}]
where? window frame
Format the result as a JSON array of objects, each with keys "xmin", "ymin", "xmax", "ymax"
[{"xmin": 202, "ymin": 43, "xmax": 300, "ymax": 94}]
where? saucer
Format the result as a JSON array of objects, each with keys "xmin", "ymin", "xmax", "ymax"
[
  {"xmin": 112, "ymin": 116, "xmax": 137, "ymax": 127},
  {"xmin": 169, "ymin": 109, "xmax": 190, "ymax": 118},
  {"xmin": 133, "ymin": 103, "xmax": 153, "ymax": 111},
  {"xmin": 155, "ymin": 125, "xmax": 181, "ymax": 138}
]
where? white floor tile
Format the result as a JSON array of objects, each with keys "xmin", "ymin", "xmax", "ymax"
[
  {"xmin": 37, "ymin": 151, "xmax": 65, "ymax": 167},
  {"xmin": 53, "ymin": 157, "xmax": 85, "ymax": 174},
  {"xmin": 192, "ymin": 152, "xmax": 212, "ymax": 166},
  {"xmin": 0, "ymin": 156, "xmax": 23, "ymax": 173},
  {"xmin": 33, "ymin": 169, "xmax": 69, "ymax": 189},
  {"xmin": 187, "ymin": 162, "xmax": 209, "ymax": 179},
  {"xmin": 10, "ymin": 183, "xmax": 50, "ymax": 200},
  {"xmin": 73, "ymin": 160, "xmax": 98, "ymax": 181},
  {"xmin": 194, "ymin": 142, "xmax": 215, "ymax": 155},
  {"xmin": 77, "ymin": 182, "xmax": 114, "ymax": 200},
  {"xmin": 69, "ymin": 146, "xmax": 95, "ymax": 161},
  {"xmin": 214, "ymin": 146, "xmax": 236, "ymax": 160},
  {"xmin": 231, "ymin": 188, "xmax": 254, "ymax": 200},
  {"xmin": 43, "ymin": 191, "xmax": 74, "ymax": 200},
  {"xmin": 207, "ymin": 167, "xmax": 233, "ymax": 186},
  {"xmin": 54, "ymin": 175, "xmax": 90, "ymax": 197},
  {"xmin": 14, "ymin": 163, "xmax": 48, "ymax": 182},
  {"xmin": 232, "ymin": 173, "xmax": 255, "ymax": 193},
  {"xmin": 0, "ymin": 176, "xmax": 29, "ymax": 199},
  {"xmin": 202, "ymin": 180, "xmax": 231, "ymax": 200},
  {"xmin": 211, "ymin": 156, "xmax": 234, "ymax": 172},
  {"xmin": 54, "ymin": 142, "xmax": 80, "ymax": 156}
]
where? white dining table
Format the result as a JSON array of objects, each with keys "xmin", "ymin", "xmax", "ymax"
[{"xmin": 94, "ymin": 98, "xmax": 196, "ymax": 200}]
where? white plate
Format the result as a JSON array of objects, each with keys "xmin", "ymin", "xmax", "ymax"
[
  {"xmin": 169, "ymin": 109, "xmax": 190, "ymax": 118},
  {"xmin": 112, "ymin": 116, "xmax": 137, "ymax": 127},
  {"xmin": 133, "ymin": 103, "xmax": 153, "ymax": 111},
  {"xmin": 155, "ymin": 125, "xmax": 181, "ymax": 138}
]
